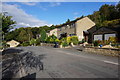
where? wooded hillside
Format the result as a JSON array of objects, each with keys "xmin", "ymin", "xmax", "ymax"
[{"xmin": 87, "ymin": 2, "xmax": 120, "ymax": 28}]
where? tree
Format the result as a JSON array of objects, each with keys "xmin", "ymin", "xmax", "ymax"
[
  {"xmin": 4, "ymin": 31, "xmax": 15, "ymax": 41},
  {"xmin": 0, "ymin": 14, "xmax": 2, "ymax": 49},
  {"xmin": 99, "ymin": 4, "xmax": 110, "ymax": 21},
  {"xmin": 1, "ymin": 13, "xmax": 16, "ymax": 49},
  {"xmin": 116, "ymin": 2, "xmax": 120, "ymax": 18},
  {"xmin": 25, "ymin": 27, "xmax": 33, "ymax": 41},
  {"xmin": 88, "ymin": 3, "xmax": 120, "ymax": 28},
  {"xmin": 40, "ymin": 25, "xmax": 51, "ymax": 32},
  {"xmin": 17, "ymin": 29, "xmax": 29, "ymax": 42},
  {"xmin": 66, "ymin": 19, "xmax": 70, "ymax": 23},
  {"xmin": 31, "ymin": 27, "xmax": 40, "ymax": 38},
  {"xmin": 40, "ymin": 29, "xmax": 47, "ymax": 42},
  {"xmin": 1, "ymin": 13, "xmax": 16, "ymax": 35},
  {"xmin": 50, "ymin": 25, "xmax": 56, "ymax": 30},
  {"xmin": 46, "ymin": 34, "xmax": 57, "ymax": 43}
]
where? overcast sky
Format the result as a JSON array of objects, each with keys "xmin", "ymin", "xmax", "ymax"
[{"xmin": 1, "ymin": 2, "xmax": 118, "ymax": 28}]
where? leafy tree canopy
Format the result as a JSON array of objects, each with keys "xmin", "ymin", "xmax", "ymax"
[{"xmin": 1, "ymin": 13, "xmax": 16, "ymax": 34}]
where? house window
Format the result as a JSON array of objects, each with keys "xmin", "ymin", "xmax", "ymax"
[
  {"xmin": 72, "ymin": 23, "xmax": 75, "ymax": 28},
  {"xmin": 94, "ymin": 35, "xmax": 102, "ymax": 41},
  {"xmin": 69, "ymin": 23, "xmax": 75, "ymax": 28},
  {"xmin": 105, "ymin": 33, "xmax": 116, "ymax": 40},
  {"xmin": 70, "ymin": 24, "xmax": 72, "ymax": 28}
]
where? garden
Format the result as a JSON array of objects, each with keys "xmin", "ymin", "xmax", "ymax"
[{"xmin": 93, "ymin": 37, "xmax": 120, "ymax": 48}]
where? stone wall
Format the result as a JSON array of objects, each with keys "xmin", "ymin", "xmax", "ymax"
[
  {"xmin": 40, "ymin": 43, "xmax": 54, "ymax": 47},
  {"xmin": 84, "ymin": 47, "xmax": 120, "ymax": 57}
]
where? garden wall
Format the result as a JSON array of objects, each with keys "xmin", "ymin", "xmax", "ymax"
[
  {"xmin": 84, "ymin": 47, "xmax": 120, "ymax": 57},
  {"xmin": 40, "ymin": 43, "xmax": 55, "ymax": 47}
]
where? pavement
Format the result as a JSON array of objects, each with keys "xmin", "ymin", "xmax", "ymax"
[{"xmin": 1, "ymin": 46, "xmax": 119, "ymax": 79}]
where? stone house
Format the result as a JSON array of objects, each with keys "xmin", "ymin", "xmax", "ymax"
[
  {"xmin": 49, "ymin": 28, "xmax": 58, "ymax": 37},
  {"xmin": 6, "ymin": 40, "xmax": 20, "ymax": 47},
  {"xmin": 49, "ymin": 17, "xmax": 95, "ymax": 41}
]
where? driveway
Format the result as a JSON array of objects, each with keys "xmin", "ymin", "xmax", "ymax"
[{"xmin": 2, "ymin": 46, "xmax": 119, "ymax": 79}]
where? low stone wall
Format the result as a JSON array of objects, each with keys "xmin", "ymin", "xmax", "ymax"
[
  {"xmin": 40, "ymin": 43, "xmax": 54, "ymax": 47},
  {"xmin": 84, "ymin": 47, "xmax": 120, "ymax": 57}
]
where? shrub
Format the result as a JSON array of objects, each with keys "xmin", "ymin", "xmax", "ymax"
[
  {"xmin": 46, "ymin": 34, "xmax": 57, "ymax": 43},
  {"xmin": 55, "ymin": 39, "xmax": 60, "ymax": 43},
  {"xmin": 93, "ymin": 40, "xmax": 99, "ymax": 46},
  {"xmin": 60, "ymin": 36, "xmax": 79, "ymax": 47},
  {"xmin": 79, "ymin": 39, "xmax": 85, "ymax": 44},
  {"xmin": 104, "ymin": 40, "xmax": 110, "ymax": 45},
  {"xmin": 36, "ymin": 38, "xmax": 41, "ymax": 45},
  {"xmin": 61, "ymin": 38, "xmax": 69, "ymax": 47},
  {"xmin": 2, "ymin": 41, "xmax": 10, "ymax": 49},
  {"xmin": 67, "ymin": 36, "xmax": 79, "ymax": 45},
  {"xmin": 71, "ymin": 36, "xmax": 79, "ymax": 45},
  {"xmin": 61, "ymin": 42, "xmax": 69, "ymax": 47},
  {"xmin": 30, "ymin": 38, "xmax": 36, "ymax": 45},
  {"xmin": 108, "ymin": 37, "xmax": 117, "ymax": 43},
  {"xmin": 21, "ymin": 42, "xmax": 30, "ymax": 46},
  {"xmin": 67, "ymin": 36, "xmax": 71, "ymax": 44}
]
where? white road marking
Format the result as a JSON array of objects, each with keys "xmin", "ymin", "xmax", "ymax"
[
  {"xmin": 102, "ymin": 60, "xmax": 119, "ymax": 65},
  {"xmin": 57, "ymin": 50, "xmax": 119, "ymax": 65}
]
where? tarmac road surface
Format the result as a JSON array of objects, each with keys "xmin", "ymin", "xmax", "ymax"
[{"xmin": 2, "ymin": 46, "xmax": 119, "ymax": 79}]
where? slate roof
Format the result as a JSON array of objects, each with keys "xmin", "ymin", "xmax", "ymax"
[
  {"xmin": 93, "ymin": 26, "xmax": 120, "ymax": 35},
  {"xmin": 55, "ymin": 17, "xmax": 84, "ymax": 28}
]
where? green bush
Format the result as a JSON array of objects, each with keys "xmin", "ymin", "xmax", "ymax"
[
  {"xmin": 21, "ymin": 42, "xmax": 30, "ymax": 46},
  {"xmin": 70, "ymin": 36, "xmax": 79, "ymax": 45},
  {"xmin": 46, "ymin": 34, "xmax": 57, "ymax": 43},
  {"xmin": 55, "ymin": 39, "xmax": 60, "ymax": 43},
  {"xmin": 61, "ymin": 38, "xmax": 69, "ymax": 47},
  {"xmin": 36, "ymin": 38, "xmax": 41, "ymax": 45},
  {"xmin": 67, "ymin": 36, "xmax": 79, "ymax": 45},
  {"xmin": 61, "ymin": 42, "xmax": 69, "ymax": 47},
  {"xmin": 93, "ymin": 40, "xmax": 99, "ymax": 46},
  {"xmin": 108, "ymin": 37, "xmax": 117, "ymax": 43},
  {"xmin": 79, "ymin": 39, "xmax": 85, "ymax": 44},
  {"xmin": 2, "ymin": 41, "xmax": 10, "ymax": 49},
  {"xmin": 30, "ymin": 38, "xmax": 36, "ymax": 45},
  {"xmin": 104, "ymin": 40, "xmax": 110, "ymax": 45}
]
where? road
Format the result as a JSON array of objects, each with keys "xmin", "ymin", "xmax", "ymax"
[{"xmin": 2, "ymin": 46, "xmax": 119, "ymax": 79}]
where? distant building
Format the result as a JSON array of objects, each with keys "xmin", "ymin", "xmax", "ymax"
[
  {"xmin": 49, "ymin": 28, "xmax": 58, "ymax": 37},
  {"xmin": 49, "ymin": 17, "xmax": 95, "ymax": 41},
  {"xmin": 7, "ymin": 40, "xmax": 20, "ymax": 47}
]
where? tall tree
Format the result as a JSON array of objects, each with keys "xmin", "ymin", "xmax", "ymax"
[
  {"xmin": 116, "ymin": 2, "xmax": 120, "ymax": 18},
  {"xmin": 66, "ymin": 19, "xmax": 70, "ymax": 23},
  {"xmin": 31, "ymin": 27, "xmax": 40, "ymax": 38},
  {"xmin": 17, "ymin": 28, "xmax": 29, "ymax": 42},
  {"xmin": 40, "ymin": 29, "xmax": 47, "ymax": 42},
  {"xmin": 1, "ymin": 13, "xmax": 16, "ymax": 35},
  {"xmin": 25, "ymin": 27, "xmax": 33, "ymax": 41},
  {"xmin": 99, "ymin": 4, "xmax": 110, "ymax": 21}
]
